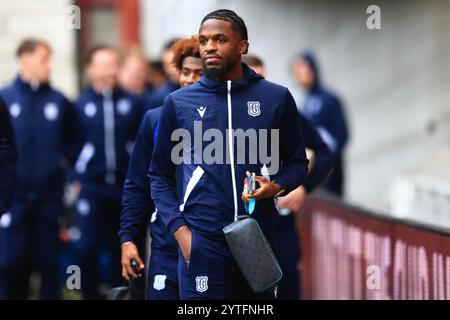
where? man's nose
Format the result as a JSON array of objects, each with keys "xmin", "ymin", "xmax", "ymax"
[
  {"xmin": 186, "ymin": 74, "xmax": 196, "ymax": 85},
  {"xmin": 205, "ymin": 39, "xmax": 217, "ymax": 52}
]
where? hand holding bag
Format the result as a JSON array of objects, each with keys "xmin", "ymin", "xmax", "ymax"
[{"xmin": 222, "ymin": 172, "xmax": 282, "ymax": 293}]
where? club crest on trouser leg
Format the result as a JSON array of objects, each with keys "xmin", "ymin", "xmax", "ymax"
[
  {"xmin": 247, "ymin": 101, "xmax": 261, "ymax": 117},
  {"xmin": 153, "ymin": 274, "xmax": 167, "ymax": 291},
  {"xmin": 195, "ymin": 276, "xmax": 208, "ymax": 292}
]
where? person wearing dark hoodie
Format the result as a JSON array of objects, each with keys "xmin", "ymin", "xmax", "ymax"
[
  {"xmin": 0, "ymin": 97, "xmax": 16, "ymax": 216},
  {"xmin": 119, "ymin": 36, "xmax": 204, "ymax": 300},
  {"xmin": 147, "ymin": 39, "xmax": 182, "ymax": 108},
  {"xmin": 150, "ymin": 10, "xmax": 309, "ymax": 300},
  {"xmin": 72, "ymin": 45, "xmax": 144, "ymax": 299},
  {"xmin": 293, "ymin": 52, "xmax": 349, "ymax": 197},
  {"xmin": 0, "ymin": 39, "xmax": 80, "ymax": 299},
  {"xmin": 246, "ymin": 55, "xmax": 333, "ymax": 299}
]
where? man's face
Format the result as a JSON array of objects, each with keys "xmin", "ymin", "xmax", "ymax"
[
  {"xmin": 20, "ymin": 45, "xmax": 52, "ymax": 83},
  {"xmin": 179, "ymin": 56, "xmax": 204, "ymax": 88},
  {"xmin": 293, "ymin": 58, "xmax": 315, "ymax": 90},
  {"xmin": 87, "ymin": 49, "xmax": 119, "ymax": 91},
  {"xmin": 198, "ymin": 19, "xmax": 248, "ymax": 78},
  {"xmin": 118, "ymin": 56, "xmax": 148, "ymax": 94}
]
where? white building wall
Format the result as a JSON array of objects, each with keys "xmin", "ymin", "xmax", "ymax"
[{"xmin": 0, "ymin": 0, "xmax": 78, "ymax": 98}]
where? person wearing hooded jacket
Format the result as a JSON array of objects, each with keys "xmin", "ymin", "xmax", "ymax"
[
  {"xmin": 293, "ymin": 52, "xmax": 349, "ymax": 197},
  {"xmin": 150, "ymin": 10, "xmax": 309, "ymax": 300},
  {"xmin": 119, "ymin": 36, "xmax": 205, "ymax": 300}
]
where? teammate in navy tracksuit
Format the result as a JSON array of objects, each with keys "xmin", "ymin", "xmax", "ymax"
[
  {"xmin": 72, "ymin": 46, "xmax": 144, "ymax": 299},
  {"xmin": 150, "ymin": 10, "xmax": 309, "ymax": 300},
  {"xmin": 118, "ymin": 50, "xmax": 163, "ymax": 112},
  {"xmin": 0, "ymin": 39, "xmax": 80, "ymax": 299},
  {"xmin": 293, "ymin": 51, "xmax": 349, "ymax": 197},
  {"xmin": 0, "ymin": 97, "xmax": 17, "ymax": 216},
  {"xmin": 246, "ymin": 56, "xmax": 333, "ymax": 299},
  {"xmin": 120, "ymin": 36, "xmax": 205, "ymax": 300}
]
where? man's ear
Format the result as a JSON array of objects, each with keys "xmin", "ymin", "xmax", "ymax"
[{"xmin": 239, "ymin": 40, "xmax": 249, "ymax": 55}]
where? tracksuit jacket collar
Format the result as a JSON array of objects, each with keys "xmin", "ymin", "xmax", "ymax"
[
  {"xmin": 14, "ymin": 74, "xmax": 50, "ymax": 93},
  {"xmin": 198, "ymin": 63, "xmax": 264, "ymax": 92}
]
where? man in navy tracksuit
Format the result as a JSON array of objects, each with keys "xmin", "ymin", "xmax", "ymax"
[
  {"xmin": 0, "ymin": 97, "xmax": 17, "ymax": 216},
  {"xmin": 150, "ymin": 10, "xmax": 309, "ymax": 300},
  {"xmin": 118, "ymin": 50, "xmax": 164, "ymax": 112},
  {"xmin": 293, "ymin": 52, "xmax": 349, "ymax": 197},
  {"xmin": 72, "ymin": 46, "xmax": 144, "ymax": 299},
  {"xmin": 120, "ymin": 36, "xmax": 205, "ymax": 300},
  {"xmin": 0, "ymin": 39, "xmax": 80, "ymax": 299}
]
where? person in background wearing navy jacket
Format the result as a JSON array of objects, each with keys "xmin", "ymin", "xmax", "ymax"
[
  {"xmin": 0, "ymin": 39, "xmax": 80, "ymax": 299},
  {"xmin": 246, "ymin": 56, "xmax": 333, "ymax": 299},
  {"xmin": 147, "ymin": 39, "xmax": 181, "ymax": 107},
  {"xmin": 120, "ymin": 36, "xmax": 205, "ymax": 300},
  {"xmin": 150, "ymin": 10, "xmax": 309, "ymax": 300},
  {"xmin": 118, "ymin": 49, "xmax": 162, "ymax": 111},
  {"xmin": 293, "ymin": 52, "xmax": 349, "ymax": 197},
  {"xmin": 0, "ymin": 97, "xmax": 17, "ymax": 216},
  {"xmin": 72, "ymin": 45, "xmax": 144, "ymax": 299}
]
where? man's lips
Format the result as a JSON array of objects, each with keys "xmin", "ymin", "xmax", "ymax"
[{"xmin": 205, "ymin": 55, "xmax": 221, "ymax": 62}]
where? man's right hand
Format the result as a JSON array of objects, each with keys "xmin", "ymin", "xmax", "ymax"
[
  {"xmin": 121, "ymin": 242, "xmax": 145, "ymax": 280},
  {"xmin": 174, "ymin": 226, "xmax": 192, "ymax": 263}
]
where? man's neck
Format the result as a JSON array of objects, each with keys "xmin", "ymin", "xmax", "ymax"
[
  {"xmin": 213, "ymin": 62, "xmax": 244, "ymax": 82},
  {"xmin": 92, "ymin": 83, "xmax": 115, "ymax": 95},
  {"xmin": 19, "ymin": 72, "xmax": 37, "ymax": 84}
]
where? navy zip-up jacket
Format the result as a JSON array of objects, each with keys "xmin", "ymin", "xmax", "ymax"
[
  {"xmin": 0, "ymin": 75, "xmax": 80, "ymax": 201},
  {"xmin": 298, "ymin": 52, "xmax": 349, "ymax": 196},
  {"xmin": 0, "ymin": 97, "xmax": 16, "ymax": 214},
  {"xmin": 119, "ymin": 106, "xmax": 177, "ymax": 253},
  {"xmin": 73, "ymin": 87, "xmax": 144, "ymax": 190},
  {"xmin": 150, "ymin": 64, "xmax": 309, "ymax": 238}
]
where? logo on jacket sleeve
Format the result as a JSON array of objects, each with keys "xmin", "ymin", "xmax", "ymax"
[
  {"xmin": 84, "ymin": 102, "xmax": 97, "ymax": 117},
  {"xmin": 247, "ymin": 101, "xmax": 261, "ymax": 117},
  {"xmin": 44, "ymin": 102, "xmax": 59, "ymax": 121},
  {"xmin": 195, "ymin": 276, "xmax": 208, "ymax": 293},
  {"xmin": 197, "ymin": 106, "xmax": 207, "ymax": 118},
  {"xmin": 117, "ymin": 98, "xmax": 131, "ymax": 115},
  {"xmin": 9, "ymin": 103, "xmax": 21, "ymax": 118},
  {"xmin": 153, "ymin": 274, "xmax": 167, "ymax": 291}
]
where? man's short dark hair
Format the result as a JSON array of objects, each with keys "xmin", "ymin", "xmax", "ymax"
[
  {"xmin": 149, "ymin": 60, "xmax": 165, "ymax": 75},
  {"xmin": 201, "ymin": 9, "xmax": 248, "ymax": 41},
  {"xmin": 242, "ymin": 54, "xmax": 264, "ymax": 67},
  {"xmin": 16, "ymin": 38, "xmax": 51, "ymax": 57},
  {"xmin": 84, "ymin": 45, "xmax": 117, "ymax": 65}
]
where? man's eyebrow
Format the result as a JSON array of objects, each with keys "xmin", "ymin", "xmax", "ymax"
[{"xmin": 199, "ymin": 33, "xmax": 229, "ymax": 38}]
